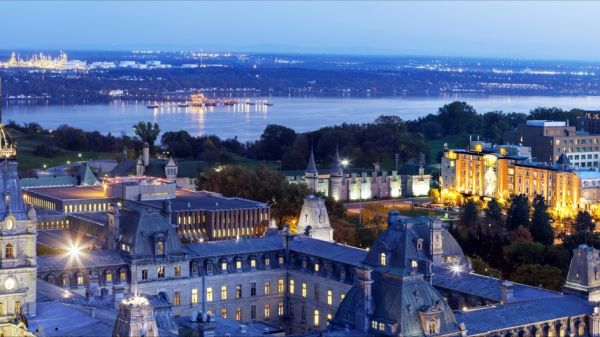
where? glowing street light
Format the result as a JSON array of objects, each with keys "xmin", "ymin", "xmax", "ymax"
[
  {"xmin": 341, "ymin": 159, "xmax": 350, "ymax": 168},
  {"xmin": 78, "ymin": 153, "xmax": 82, "ymax": 158},
  {"xmin": 68, "ymin": 243, "xmax": 82, "ymax": 258},
  {"xmin": 451, "ymin": 264, "xmax": 463, "ymax": 275}
]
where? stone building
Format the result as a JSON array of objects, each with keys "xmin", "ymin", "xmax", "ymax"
[
  {"xmin": 286, "ymin": 149, "xmax": 431, "ymax": 201},
  {"xmin": 295, "ymin": 195, "xmax": 334, "ymax": 242}
]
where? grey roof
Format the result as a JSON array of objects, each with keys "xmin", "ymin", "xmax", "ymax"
[
  {"xmin": 456, "ymin": 295, "xmax": 594, "ymax": 335},
  {"xmin": 140, "ymin": 189, "xmax": 267, "ymax": 211},
  {"xmin": 77, "ymin": 162, "xmax": 100, "ymax": 186},
  {"xmin": 557, "ymin": 153, "xmax": 571, "ymax": 165},
  {"xmin": 37, "ymin": 229, "xmax": 97, "ymax": 251},
  {"xmin": 25, "ymin": 185, "xmax": 109, "ymax": 201},
  {"xmin": 30, "ymin": 301, "xmax": 115, "ymax": 337},
  {"xmin": 37, "ymin": 249, "xmax": 126, "ymax": 272},
  {"xmin": 330, "ymin": 146, "xmax": 343, "ymax": 176},
  {"xmin": 433, "ymin": 267, "xmax": 561, "ymax": 303},
  {"xmin": 289, "ymin": 236, "xmax": 367, "ymax": 267},
  {"xmin": 306, "ymin": 148, "xmax": 318, "ymax": 174},
  {"xmin": 0, "ymin": 161, "xmax": 30, "ymax": 220},
  {"xmin": 109, "ymin": 159, "xmax": 136, "ymax": 177},
  {"xmin": 184, "ymin": 235, "xmax": 284, "ymax": 258},
  {"xmin": 20, "ymin": 175, "xmax": 77, "ymax": 188},
  {"xmin": 119, "ymin": 203, "xmax": 187, "ymax": 259}
]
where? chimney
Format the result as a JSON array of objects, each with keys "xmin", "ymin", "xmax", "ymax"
[
  {"xmin": 143, "ymin": 142, "xmax": 150, "ymax": 166},
  {"xmin": 106, "ymin": 203, "xmax": 120, "ymax": 250},
  {"xmin": 501, "ymin": 280, "xmax": 514, "ymax": 304}
]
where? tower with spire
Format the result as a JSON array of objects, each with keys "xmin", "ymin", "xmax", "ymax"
[
  {"xmin": 329, "ymin": 146, "xmax": 344, "ymax": 201},
  {"xmin": 304, "ymin": 147, "xmax": 319, "ymax": 192},
  {"xmin": 0, "ymin": 77, "xmax": 38, "ymax": 334}
]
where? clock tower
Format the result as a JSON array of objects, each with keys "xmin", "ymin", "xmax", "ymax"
[{"xmin": 0, "ymin": 80, "xmax": 37, "ymax": 335}]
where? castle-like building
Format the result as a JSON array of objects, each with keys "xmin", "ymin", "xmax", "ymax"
[{"xmin": 287, "ymin": 148, "xmax": 431, "ymax": 201}]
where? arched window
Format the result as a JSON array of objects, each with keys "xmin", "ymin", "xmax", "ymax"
[
  {"xmin": 380, "ymin": 253, "xmax": 387, "ymax": 266},
  {"xmin": 156, "ymin": 241, "xmax": 164, "ymax": 255},
  {"xmin": 5, "ymin": 243, "xmax": 14, "ymax": 259},
  {"xmin": 15, "ymin": 300, "xmax": 21, "ymax": 315}
]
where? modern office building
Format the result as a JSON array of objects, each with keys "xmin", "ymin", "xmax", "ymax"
[{"xmin": 504, "ymin": 120, "xmax": 600, "ymax": 168}]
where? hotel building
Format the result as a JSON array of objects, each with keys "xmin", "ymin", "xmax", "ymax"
[{"xmin": 441, "ymin": 141, "xmax": 581, "ymax": 211}]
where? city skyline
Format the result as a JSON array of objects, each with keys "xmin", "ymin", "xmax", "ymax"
[{"xmin": 2, "ymin": 1, "xmax": 600, "ymax": 61}]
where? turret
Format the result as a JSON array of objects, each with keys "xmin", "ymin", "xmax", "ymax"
[
  {"xmin": 112, "ymin": 295, "xmax": 159, "ymax": 337},
  {"xmin": 329, "ymin": 146, "xmax": 343, "ymax": 201},
  {"xmin": 564, "ymin": 244, "xmax": 600, "ymax": 301},
  {"xmin": 305, "ymin": 148, "xmax": 318, "ymax": 192}
]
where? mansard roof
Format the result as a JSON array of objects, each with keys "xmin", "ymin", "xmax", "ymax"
[
  {"xmin": 37, "ymin": 249, "xmax": 126, "ymax": 273},
  {"xmin": 119, "ymin": 202, "xmax": 187, "ymax": 260},
  {"xmin": 456, "ymin": 295, "xmax": 594, "ymax": 336},
  {"xmin": 184, "ymin": 235, "xmax": 284, "ymax": 258}
]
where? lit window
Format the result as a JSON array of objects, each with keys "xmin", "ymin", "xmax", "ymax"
[
  {"xmin": 221, "ymin": 285, "xmax": 227, "ymax": 300},
  {"xmin": 314, "ymin": 263, "xmax": 320, "ymax": 272},
  {"xmin": 236, "ymin": 260, "xmax": 242, "ymax": 270},
  {"xmin": 250, "ymin": 259, "xmax": 256, "ymax": 268},
  {"xmin": 264, "ymin": 304, "xmax": 271, "ymax": 320},
  {"xmin": 157, "ymin": 266, "xmax": 165, "ymax": 278},
  {"xmin": 174, "ymin": 291, "xmax": 181, "ymax": 306},
  {"xmin": 206, "ymin": 287, "xmax": 213, "ymax": 302},
  {"xmin": 236, "ymin": 284, "xmax": 242, "ymax": 298},
  {"xmin": 265, "ymin": 257, "xmax": 270, "ymax": 266},
  {"xmin": 314, "ymin": 310, "xmax": 320, "ymax": 327},
  {"xmin": 120, "ymin": 271, "xmax": 127, "ymax": 282},
  {"xmin": 105, "ymin": 273, "xmax": 113, "ymax": 282},
  {"xmin": 221, "ymin": 261, "xmax": 227, "ymax": 272},
  {"xmin": 327, "ymin": 313, "xmax": 332, "ymax": 321},
  {"xmin": 236, "ymin": 307, "xmax": 241, "ymax": 321},
  {"xmin": 5, "ymin": 243, "xmax": 14, "ymax": 259},
  {"xmin": 340, "ymin": 293, "xmax": 345, "ymax": 301},
  {"xmin": 77, "ymin": 275, "xmax": 84, "ymax": 286},
  {"xmin": 278, "ymin": 279, "xmax": 284, "ymax": 294},
  {"xmin": 279, "ymin": 256, "xmax": 284, "ymax": 265},
  {"xmin": 221, "ymin": 307, "xmax": 227, "ymax": 318},
  {"xmin": 411, "ymin": 260, "xmax": 418, "ymax": 268},
  {"xmin": 380, "ymin": 253, "xmax": 387, "ymax": 266},
  {"xmin": 175, "ymin": 265, "xmax": 181, "ymax": 277},
  {"xmin": 302, "ymin": 283, "xmax": 307, "ymax": 298},
  {"xmin": 278, "ymin": 302, "xmax": 284, "ymax": 316},
  {"xmin": 191, "ymin": 288, "xmax": 198, "ymax": 304},
  {"xmin": 289, "ymin": 279, "xmax": 295, "ymax": 294},
  {"xmin": 327, "ymin": 289, "xmax": 333, "ymax": 305},
  {"xmin": 264, "ymin": 281, "xmax": 270, "ymax": 295}
]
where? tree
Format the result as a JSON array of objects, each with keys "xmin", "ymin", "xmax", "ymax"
[
  {"xmin": 510, "ymin": 264, "xmax": 564, "ymax": 291},
  {"xmin": 503, "ymin": 240, "xmax": 546, "ymax": 269},
  {"xmin": 471, "ymin": 257, "xmax": 502, "ymax": 278},
  {"xmin": 133, "ymin": 121, "xmax": 161, "ymax": 149},
  {"xmin": 574, "ymin": 211, "xmax": 595, "ymax": 233},
  {"xmin": 484, "ymin": 198, "xmax": 504, "ymax": 235},
  {"xmin": 437, "ymin": 101, "xmax": 481, "ymax": 136},
  {"xmin": 257, "ymin": 124, "xmax": 296, "ymax": 161},
  {"xmin": 530, "ymin": 195, "xmax": 554, "ymax": 245},
  {"xmin": 506, "ymin": 194, "xmax": 530, "ymax": 230}
]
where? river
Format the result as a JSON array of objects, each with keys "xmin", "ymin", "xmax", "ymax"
[{"xmin": 5, "ymin": 96, "xmax": 600, "ymax": 141}]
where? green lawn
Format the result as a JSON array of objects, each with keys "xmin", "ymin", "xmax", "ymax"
[{"xmin": 11, "ymin": 129, "xmax": 114, "ymax": 170}]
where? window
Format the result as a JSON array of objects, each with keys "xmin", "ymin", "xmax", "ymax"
[
  {"xmin": 278, "ymin": 302, "xmax": 284, "ymax": 316},
  {"xmin": 236, "ymin": 307, "xmax": 242, "ymax": 321},
  {"xmin": 221, "ymin": 307, "xmax": 227, "ymax": 318},
  {"xmin": 301, "ymin": 305, "xmax": 306, "ymax": 321},
  {"xmin": 314, "ymin": 284, "xmax": 320, "ymax": 302},
  {"xmin": 221, "ymin": 261, "xmax": 228, "ymax": 272},
  {"xmin": 251, "ymin": 282, "xmax": 256, "ymax": 296},
  {"xmin": 314, "ymin": 263, "xmax": 320, "ymax": 272},
  {"xmin": 221, "ymin": 285, "xmax": 227, "ymax": 300},
  {"xmin": 206, "ymin": 287, "xmax": 213, "ymax": 302},
  {"xmin": 411, "ymin": 260, "xmax": 418, "ymax": 268},
  {"xmin": 264, "ymin": 304, "xmax": 271, "ymax": 320},
  {"xmin": 327, "ymin": 313, "xmax": 332, "ymax": 322},
  {"xmin": 15, "ymin": 301, "xmax": 21, "ymax": 315},
  {"xmin": 120, "ymin": 271, "xmax": 127, "ymax": 282},
  {"xmin": 250, "ymin": 259, "xmax": 256, "ymax": 268},
  {"xmin": 5, "ymin": 243, "xmax": 13, "ymax": 259},
  {"xmin": 250, "ymin": 305, "xmax": 256, "ymax": 320},
  {"xmin": 340, "ymin": 293, "xmax": 345, "ymax": 301},
  {"xmin": 236, "ymin": 260, "xmax": 242, "ymax": 270},
  {"xmin": 265, "ymin": 257, "xmax": 270, "ymax": 267},
  {"xmin": 156, "ymin": 241, "xmax": 164, "ymax": 255},
  {"xmin": 142, "ymin": 269, "xmax": 148, "ymax": 280},
  {"xmin": 105, "ymin": 273, "xmax": 112, "ymax": 283},
  {"xmin": 264, "ymin": 281, "xmax": 270, "ymax": 295},
  {"xmin": 278, "ymin": 279, "xmax": 284, "ymax": 294},
  {"xmin": 371, "ymin": 320, "xmax": 378, "ymax": 330},
  {"xmin": 77, "ymin": 275, "xmax": 84, "ymax": 286},
  {"xmin": 327, "ymin": 289, "xmax": 333, "ymax": 305},
  {"xmin": 157, "ymin": 266, "xmax": 165, "ymax": 278},
  {"xmin": 289, "ymin": 279, "xmax": 295, "ymax": 294},
  {"xmin": 191, "ymin": 288, "xmax": 198, "ymax": 304},
  {"xmin": 313, "ymin": 310, "xmax": 320, "ymax": 327},
  {"xmin": 279, "ymin": 256, "xmax": 284, "ymax": 265},
  {"xmin": 380, "ymin": 252, "xmax": 386, "ymax": 266},
  {"xmin": 174, "ymin": 265, "xmax": 181, "ymax": 277},
  {"xmin": 174, "ymin": 291, "xmax": 181, "ymax": 306},
  {"xmin": 302, "ymin": 283, "xmax": 307, "ymax": 298},
  {"xmin": 236, "ymin": 284, "xmax": 242, "ymax": 298},
  {"xmin": 62, "ymin": 275, "xmax": 69, "ymax": 287}
]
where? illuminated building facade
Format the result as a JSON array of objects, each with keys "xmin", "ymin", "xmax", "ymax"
[
  {"xmin": 287, "ymin": 150, "xmax": 431, "ymax": 201},
  {"xmin": 441, "ymin": 141, "xmax": 581, "ymax": 211}
]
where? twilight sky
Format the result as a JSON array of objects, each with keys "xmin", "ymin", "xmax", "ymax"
[{"xmin": 2, "ymin": 1, "xmax": 600, "ymax": 60}]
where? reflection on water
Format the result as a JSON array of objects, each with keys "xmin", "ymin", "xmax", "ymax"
[{"xmin": 5, "ymin": 96, "xmax": 600, "ymax": 142}]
